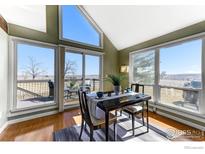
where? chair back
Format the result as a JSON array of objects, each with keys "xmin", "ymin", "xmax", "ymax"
[
  {"xmin": 131, "ymin": 83, "xmax": 144, "ymax": 94},
  {"xmin": 78, "ymin": 90, "xmax": 92, "ymax": 125}
]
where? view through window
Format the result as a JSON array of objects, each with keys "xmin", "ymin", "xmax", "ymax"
[
  {"xmin": 16, "ymin": 43, "xmax": 55, "ymax": 109},
  {"xmin": 159, "ymin": 39, "xmax": 202, "ymax": 111},
  {"xmin": 61, "ymin": 5, "xmax": 101, "ymax": 47},
  {"xmin": 130, "ymin": 39, "xmax": 202, "ymax": 112},
  {"xmin": 85, "ymin": 55, "xmax": 100, "ymax": 92},
  {"xmin": 131, "ymin": 50, "xmax": 155, "ymax": 100},
  {"xmin": 64, "ymin": 52, "xmax": 83, "ymax": 105},
  {"xmin": 64, "ymin": 51, "xmax": 101, "ymax": 106}
]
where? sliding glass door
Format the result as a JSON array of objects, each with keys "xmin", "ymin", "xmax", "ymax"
[
  {"xmin": 64, "ymin": 52, "xmax": 83, "ymax": 105},
  {"xmin": 85, "ymin": 55, "xmax": 100, "ymax": 92},
  {"xmin": 64, "ymin": 50, "xmax": 102, "ymax": 106}
]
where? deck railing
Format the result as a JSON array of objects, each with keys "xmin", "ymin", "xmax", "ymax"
[{"xmin": 17, "ymin": 78, "xmax": 100, "ymax": 101}]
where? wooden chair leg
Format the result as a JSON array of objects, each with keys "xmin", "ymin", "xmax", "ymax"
[
  {"xmin": 132, "ymin": 114, "xmax": 135, "ymax": 136},
  {"xmin": 79, "ymin": 120, "xmax": 84, "ymax": 140},
  {"xmin": 90, "ymin": 127, "xmax": 94, "ymax": 141}
]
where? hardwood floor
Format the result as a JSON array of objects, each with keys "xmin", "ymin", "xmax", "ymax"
[{"xmin": 0, "ymin": 108, "xmax": 204, "ymax": 141}]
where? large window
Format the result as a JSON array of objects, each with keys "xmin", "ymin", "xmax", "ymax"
[
  {"xmin": 85, "ymin": 55, "xmax": 100, "ymax": 92},
  {"xmin": 60, "ymin": 5, "xmax": 102, "ymax": 47},
  {"xmin": 16, "ymin": 43, "xmax": 56, "ymax": 109},
  {"xmin": 159, "ymin": 39, "xmax": 202, "ymax": 111},
  {"xmin": 130, "ymin": 50, "xmax": 155, "ymax": 100},
  {"xmin": 131, "ymin": 50, "xmax": 155, "ymax": 84},
  {"xmin": 130, "ymin": 38, "xmax": 204, "ymax": 113},
  {"xmin": 64, "ymin": 49, "xmax": 102, "ymax": 106},
  {"xmin": 64, "ymin": 52, "xmax": 83, "ymax": 106}
]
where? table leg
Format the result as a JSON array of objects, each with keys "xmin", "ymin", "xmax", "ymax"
[
  {"xmin": 146, "ymin": 100, "xmax": 149, "ymax": 132},
  {"xmin": 105, "ymin": 111, "xmax": 109, "ymax": 141}
]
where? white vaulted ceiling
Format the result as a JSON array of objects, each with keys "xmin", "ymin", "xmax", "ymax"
[
  {"xmin": 83, "ymin": 5, "xmax": 205, "ymax": 50},
  {"xmin": 0, "ymin": 5, "xmax": 46, "ymax": 32}
]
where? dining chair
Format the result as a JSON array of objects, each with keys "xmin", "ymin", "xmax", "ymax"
[
  {"xmin": 78, "ymin": 90, "xmax": 117, "ymax": 141},
  {"xmin": 122, "ymin": 83, "xmax": 145, "ymax": 135}
]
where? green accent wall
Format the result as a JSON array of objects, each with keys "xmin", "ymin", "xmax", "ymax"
[
  {"xmin": 8, "ymin": 5, "xmax": 118, "ymax": 91},
  {"xmin": 119, "ymin": 20, "xmax": 205, "ymax": 88}
]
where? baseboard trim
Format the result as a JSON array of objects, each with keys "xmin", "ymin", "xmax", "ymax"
[
  {"xmin": 0, "ymin": 122, "xmax": 8, "ymax": 134},
  {"xmin": 0, "ymin": 110, "xmax": 59, "ymax": 134},
  {"xmin": 156, "ymin": 110, "xmax": 205, "ymax": 131},
  {"xmin": 155, "ymin": 103, "xmax": 205, "ymax": 122},
  {"xmin": 7, "ymin": 110, "xmax": 59, "ymax": 125}
]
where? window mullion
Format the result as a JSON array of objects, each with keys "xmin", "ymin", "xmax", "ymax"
[
  {"xmin": 82, "ymin": 53, "xmax": 85, "ymax": 88},
  {"xmin": 154, "ymin": 49, "xmax": 160, "ymax": 105},
  {"xmin": 200, "ymin": 38, "xmax": 205, "ymax": 114}
]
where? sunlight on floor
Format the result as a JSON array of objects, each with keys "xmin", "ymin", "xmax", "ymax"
[{"xmin": 15, "ymin": 125, "xmax": 54, "ymax": 141}]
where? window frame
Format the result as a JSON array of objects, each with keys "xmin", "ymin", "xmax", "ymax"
[
  {"xmin": 129, "ymin": 32, "xmax": 205, "ymax": 115},
  {"xmin": 129, "ymin": 49, "xmax": 155, "ymax": 86},
  {"xmin": 8, "ymin": 36, "xmax": 59, "ymax": 113},
  {"xmin": 64, "ymin": 46, "xmax": 104, "ymax": 90},
  {"xmin": 58, "ymin": 5, "xmax": 104, "ymax": 49}
]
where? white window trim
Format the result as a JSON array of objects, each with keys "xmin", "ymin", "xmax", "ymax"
[
  {"xmin": 58, "ymin": 5, "xmax": 104, "ymax": 49},
  {"xmin": 129, "ymin": 32, "xmax": 205, "ymax": 117},
  {"xmin": 8, "ymin": 36, "xmax": 59, "ymax": 113}
]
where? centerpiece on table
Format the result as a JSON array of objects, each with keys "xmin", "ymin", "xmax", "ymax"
[{"xmin": 105, "ymin": 74, "xmax": 126, "ymax": 95}]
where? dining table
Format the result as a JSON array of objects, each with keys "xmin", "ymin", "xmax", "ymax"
[{"xmin": 87, "ymin": 91, "xmax": 151, "ymax": 141}]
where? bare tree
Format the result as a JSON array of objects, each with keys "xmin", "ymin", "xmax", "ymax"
[
  {"xmin": 64, "ymin": 59, "xmax": 77, "ymax": 77},
  {"xmin": 160, "ymin": 71, "xmax": 167, "ymax": 79},
  {"xmin": 25, "ymin": 57, "xmax": 45, "ymax": 79}
]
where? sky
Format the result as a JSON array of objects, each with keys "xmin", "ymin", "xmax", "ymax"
[
  {"xmin": 62, "ymin": 5, "xmax": 100, "ymax": 46},
  {"xmin": 17, "ymin": 44, "xmax": 55, "ymax": 76},
  {"xmin": 65, "ymin": 52, "xmax": 100, "ymax": 76},
  {"xmin": 160, "ymin": 39, "xmax": 201, "ymax": 74},
  {"xmin": 18, "ymin": 44, "xmax": 100, "ymax": 77}
]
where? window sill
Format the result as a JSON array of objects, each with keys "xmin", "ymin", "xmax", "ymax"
[
  {"xmin": 8, "ymin": 103, "xmax": 58, "ymax": 117},
  {"xmin": 154, "ymin": 102, "xmax": 205, "ymax": 122},
  {"xmin": 64, "ymin": 104, "xmax": 80, "ymax": 110}
]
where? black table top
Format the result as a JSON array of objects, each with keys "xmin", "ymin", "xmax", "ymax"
[{"xmin": 96, "ymin": 93, "xmax": 151, "ymax": 112}]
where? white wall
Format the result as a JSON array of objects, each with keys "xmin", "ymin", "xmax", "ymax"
[{"xmin": 0, "ymin": 27, "xmax": 8, "ymax": 131}]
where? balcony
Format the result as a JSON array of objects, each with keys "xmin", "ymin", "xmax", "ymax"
[{"xmin": 16, "ymin": 78, "xmax": 100, "ymax": 109}]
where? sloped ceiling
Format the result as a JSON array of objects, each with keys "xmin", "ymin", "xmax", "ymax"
[
  {"xmin": 83, "ymin": 5, "xmax": 205, "ymax": 50},
  {"xmin": 0, "ymin": 5, "xmax": 46, "ymax": 32}
]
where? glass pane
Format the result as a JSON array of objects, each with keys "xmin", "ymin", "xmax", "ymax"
[
  {"xmin": 160, "ymin": 87, "xmax": 200, "ymax": 111},
  {"xmin": 64, "ymin": 52, "xmax": 83, "ymax": 105},
  {"xmin": 61, "ymin": 5, "xmax": 100, "ymax": 46},
  {"xmin": 132, "ymin": 50, "xmax": 155, "ymax": 84},
  {"xmin": 160, "ymin": 39, "xmax": 202, "ymax": 88},
  {"xmin": 17, "ymin": 43, "xmax": 55, "ymax": 109},
  {"xmin": 143, "ymin": 86, "xmax": 154, "ymax": 101},
  {"xmin": 85, "ymin": 55, "xmax": 100, "ymax": 92}
]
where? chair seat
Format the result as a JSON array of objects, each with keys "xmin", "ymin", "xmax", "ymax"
[
  {"xmin": 90, "ymin": 112, "xmax": 117, "ymax": 128},
  {"xmin": 123, "ymin": 104, "xmax": 143, "ymax": 114}
]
